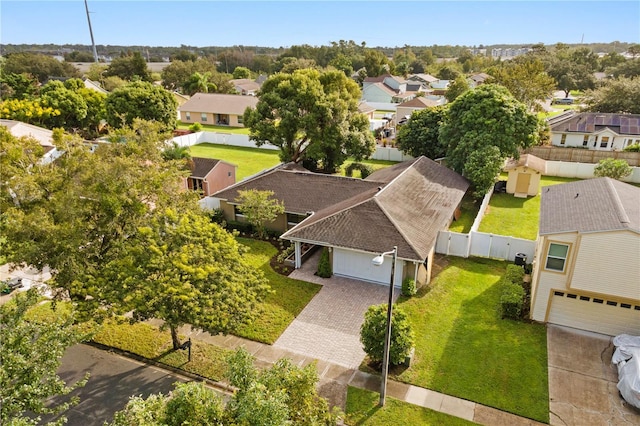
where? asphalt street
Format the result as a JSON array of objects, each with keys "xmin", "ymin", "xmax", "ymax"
[{"xmin": 42, "ymin": 344, "xmax": 187, "ymax": 425}]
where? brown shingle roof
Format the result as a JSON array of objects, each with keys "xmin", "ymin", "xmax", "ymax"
[
  {"xmin": 282, "ymin": 157, "xmax": 469, "ymax": 260},
  {"xmin": 212, "ymin": 167, "xmax": 382, "ymax": 214},
  {"xmin": 397, "ymin": 97, "xmax": 440, "ymax": 108},
  {"xmin": 190, "ymin": 157, "xmax": 221, "ymax": 178},
  {"xmin": 179, "ymin": 93, "xmax": 258, "ymax": 115},
  {"xmin": 540, "ymin": 177, "xmax": 640, "ymax": 235}
]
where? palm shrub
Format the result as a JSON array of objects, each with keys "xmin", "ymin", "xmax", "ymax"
[
  {"xmin": 316, "ymin": 248, "xmax": 332, "ymax": 278},
  {"xmin": 360, "ymin": 304, "xmax": 415, "ymax": 366}
]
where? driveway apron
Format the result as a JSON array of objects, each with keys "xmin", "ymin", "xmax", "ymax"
[
  {"xmin": 274, "ymin": 249, "xmax": 399, "ymax": 368},
  {"xmin": 547, "ymin": 325, "xmax": 640, "ymax": 425}
]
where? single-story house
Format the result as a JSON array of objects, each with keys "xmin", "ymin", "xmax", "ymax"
[
  {"xmin": 212, "ymin": 157, "xmax": 469, "ymax": 287},
  {"xmin": 396, "ymin": 96, "xmax": 445, "ymax": 124},
  {"xmin": 0, "ymin": 119, "xmax": 61, "ymax": 164},
  {"xmin": 357, "ymin": 101, "xmax": 376, "ymax": 120},
  {"xmin": 550, "ymin": 112, "xmax": 640, "ymax": 151},
  {"xmin": 185, "ymin": 157, "xmax": 236, "ymax": 197},
  {"xmin": 504, "ymin": 154, "xmax": 547, "ymax": 197},
  {"xmin": 469, "ymin": 73, "xmax": 491, "ymax": 86},
  {"xmin": 229, "ymin": 78, "xmax": 261, "ymax": 96},
  {"xmin": 529, "ymin": 177, "xmax": 640, "ymax": 336},
  {"xmin": 178, "ymin": 93, "xmax": 258, "ymax": 127}
]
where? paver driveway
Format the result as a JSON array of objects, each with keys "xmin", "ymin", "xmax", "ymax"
[{"xmin": 274, "ymin": 250, "xmax": 399, "ymax": 368}]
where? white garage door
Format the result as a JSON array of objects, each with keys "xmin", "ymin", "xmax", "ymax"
[
  {"xmin": 548, "ymin": 291, "xmax": 640, "ymax": 336},
  {"xmin": 332, "ymin": 248, "xmax": 403, "ymax": 286}
]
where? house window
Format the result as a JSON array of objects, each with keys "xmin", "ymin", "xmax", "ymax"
[
  {"xmin": 600, "ymin": 136, "xmax": 609, "ymax": 148},
  {"xmin": 545, "ymin": 243, "xmax": 569, "ymax": 272},
  {"xmin": 237, "ymin": 115, "xmax": 243, "ymax": 125},
  {"xmin": 233, "ymin": 205, "xmax": 246, "ymax": 220},
  {"xmin": 186, "ymin": 112, "xmax": 191, "ymax": 121},
  {"xmin": 189, "ymin": 178, "xmax": 204, "ymax": 193},
  {"xmin": 583, "ymin": 135, "xmax": 589, "ymax": 147},
  {"xmin": 201, "ymin": 113, "xmax": 207, "ymax": 122},
  {"xmin": 287, "ymin": 212, "xmax": 307, "ymax": 227},
  {"xmin": 560, "ymin": 134, "xmax": 567, "ymax": 145}
]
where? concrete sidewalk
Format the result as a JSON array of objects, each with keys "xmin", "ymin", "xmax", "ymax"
[{"xmin": 178, "ymin": 324, "xmax": 544, "ymax": 426}]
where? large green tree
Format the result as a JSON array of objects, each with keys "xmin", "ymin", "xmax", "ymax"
[
  {"xmin": 244, "ymin": 69, "xmax": 375, "ymax": 171},
  {"xmin": 2, "ymin": 121, "xmax": 188, "ymax": 321},
  {"xmin": 440, "ymin": 84, "xmax": 539, "ymax": 197},
  {"xmin": 396, "ymin": 105, "xmax": 448, "ymax": 159},
  {"xmin": 104, "ymin": 81, "xmax": 177, "ymax": 129},
  {"xmin": 2, "ymin": 52, "xmax": 79, "ymax": 83},
  {"xmin": 182, "ymin": 71, "xmax": 217, "ymax": 96},
  {"xmin": 104, "ymin": 51, "xmax": 152, "ymax": 82},
  {"xmin": 0, "ymin": 290, "xmax": 89, "ymax": 425},
  {"xmin": 582, "ymin": 77, "xmax": 640, "ymax": 114},
  {"xmin": 101, "ymin": 207, "xmax": 270, "ymax": 349},
  {"xmin": 487, "ymin": 56, "xmax": 556, "ymax": 111}
]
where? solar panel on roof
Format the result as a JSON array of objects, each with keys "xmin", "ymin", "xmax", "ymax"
[
  {"xmin": 621, "ymin": 124, "xmax": 631, "ymax": 134},
  {"xmin": 586, "ymin": 124, "xmax": 595, "ymax": 132},
  {"xmin": 611, "ymin": 116, "xmax": 621, "ymax": 126}
]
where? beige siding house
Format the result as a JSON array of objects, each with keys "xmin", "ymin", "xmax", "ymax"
[
  {"xmin": 179, "ymin": 93, "xmax": 258, "ymax": 127},
  {"xmin": 504, "ymin": 154, "xmax": 547, "ymax": 197},
  {"xmin": 530, "ymin": 178, "xmax": 640, "ymax": 336}
]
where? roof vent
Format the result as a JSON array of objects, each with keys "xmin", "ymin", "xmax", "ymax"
[
  {"xmin": 575, "ymin": 193, "xmax": 579, "ymax": 198},
  {"xmin": 377, "ymin": 186, "xmax": 382, "ymax": 191}
]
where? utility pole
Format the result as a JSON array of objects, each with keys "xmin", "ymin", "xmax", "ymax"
[{"xmin": 84, "ymin": 0, "xmax": 99, "ymax": 62}]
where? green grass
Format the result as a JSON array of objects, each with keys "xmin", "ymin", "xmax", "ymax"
[
  {"xmin": 176, "ymin": 121, "xmax": 250, "ymax": 135},
  {"xmin": 189, "ymin": 142, "xmax": 397, "ymax": 181},
  {"xmin": 340, "ymin": 158, "xmax": 397, "ymax": 178},
  {"xmin": 233, "ymin": 238, "xmax": 321, "ymax": 344},
  {"xmin": 394, "ymin": 257, "xmax": 549, "ymax": 422},
  {"xmin": 448, "ymin": 193, "xmax": 479, "ymax": 233},
  {"xmin": 188, "ymin": 143, "xmax": 281, "ymax": 180},
  {"xmin": 345, "ymin": 387, "xmax": 476, "ymax": 426},
  {"xmin": 478, "ymin": 175, "xmax": 580, "ymax": 240}
]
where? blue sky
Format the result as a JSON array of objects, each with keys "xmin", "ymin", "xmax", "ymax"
[{"xmin": 2, "ymin": 1, "xmax": 639, "ymax": 48}]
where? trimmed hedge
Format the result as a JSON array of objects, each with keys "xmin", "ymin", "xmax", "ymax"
[
  {"xmin": 316, "ymin": 248, "xmax": 332, "ymax": 278},
  {"xmin": 500, "ymin": 264, "xmax": 526, "ymax": 320}
]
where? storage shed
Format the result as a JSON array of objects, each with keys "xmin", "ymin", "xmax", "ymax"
[{"xmin": 504, "ymin": 154, "xmax": 547, "ymax": 197}]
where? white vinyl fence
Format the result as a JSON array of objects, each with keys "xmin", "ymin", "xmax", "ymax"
[
  {"xmin": 435, "ymin": 231, "xmax": 536, "ymax": 263},
  {"xmin": 545, "ymin": 160, "xmax": 640, "ymax": 183}
]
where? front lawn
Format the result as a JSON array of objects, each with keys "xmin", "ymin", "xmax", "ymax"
[
  {"xmin": 345, "ymin": 387, "xmax": 475, "ymax": 426},
  {"xmin": 233, "ymin": 238, "xmax": 322, "ymax": 344},
  {"xmin": 478, "ymin": 175, "xmax": 580, "ymax": 240},
  {"xmin": 395, "ymin": 257, "xmax": 549, "ymax": 423}
]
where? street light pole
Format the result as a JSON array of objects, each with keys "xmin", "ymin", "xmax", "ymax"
[{"xmin": 372, "ymin": 245, "xmax": 397, "ymax": 407}]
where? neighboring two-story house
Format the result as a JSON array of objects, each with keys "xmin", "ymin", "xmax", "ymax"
[
  {"xmin": 530, "ymin": 177, "xmax": 640, "ymax": 336},
  {"xmin": 549, "ymin": 112, "xmax": 640, "ymax": 151}
]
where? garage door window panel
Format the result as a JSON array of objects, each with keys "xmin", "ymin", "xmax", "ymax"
[{"xmin": 545, "ymin": 243, "xmax": 569, "ymax": 272}]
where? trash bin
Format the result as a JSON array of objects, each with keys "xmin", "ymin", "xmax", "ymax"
[{"xmin": 515, "ymin": 253, "xmax": 527, "ymax": 267}]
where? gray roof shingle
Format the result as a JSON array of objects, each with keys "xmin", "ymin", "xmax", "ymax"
[
  {"xmin": 540, "ymin": 177, "xmax": 640, "ymax": 235},
  {"xmin": 282, "ymin": 157, "xmax": 469, "ymax": 260},
  {"xmin": 212, "ymin": 167, "xmax": 382, "ymax": 214}
]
